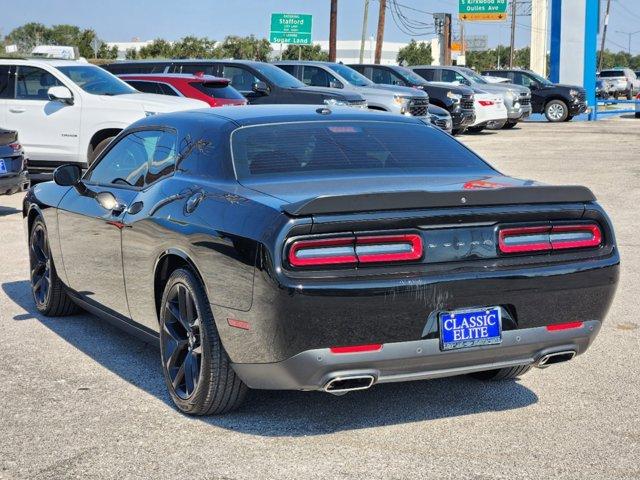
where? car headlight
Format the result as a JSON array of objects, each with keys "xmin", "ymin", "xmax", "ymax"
[
  {"xmin": 446, "ymin": 91, "xmax": 462, "ymax": 101},
  {"xmin": 323, "ymin": 98, "xmax": 349, "ymax": 106},
  {"xmin": 144, "ymin": 111, "xmax": 158, "ymax": 117},
  {"xmin": 393, "ymin": 95, "xmax": 411, "ymax": 106},
  {"xmin": 505, "ymin": 89, "xmax": 516, "ymax": 99},
  {"xmin": 569, "ymin": 89, "xmax": 579, "ymax": 97}
]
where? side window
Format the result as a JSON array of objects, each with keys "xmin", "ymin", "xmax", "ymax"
[
  {"xmin": 179, "ymin": 64, "xmax": 216, "ymax": 75},
  {"xmin": 0, "ymin": 65, "xmax": 14, "ymax": 99},
  {"xmin": 277, "ymin": 64, "xmax": 296, "ymax": 76},
  {"xmin": 86, "ymin": 130, "xmax": 177, "ymax": 188},
  {"xmin": 158, "ymin": 83, "xmax": 180, "ymax": 96},
  {"xmin": 221, "ymin": 66, "xmax": 260, "ymax": 92},
  {"xmin": 15, "ymin": 66, "xmax": 63, "ymax": 100},
  {"xmin": 441, "ymin": 70, "xmax": 469, "ymax": 86},
  {"xmin": 370, "ymin": 67, "xmax": 393, "ymax": 85},
  {"xmin": 414, "ymin": 69, "xmax": 435, "ymax": 81},
  {"xmin": 127, "ymin": 80, "xmax": 162, "ymax": 94},
  {"xmin": 302, "ymin": 66, "xmax": 340, "ymax": 88},
  {"xmin": 389, "ymin": 71, "xmax": 407, "ymax": 86},
  {"xmin": 513, "ymin": 72, "xmax": 533, "ymax": 87}
]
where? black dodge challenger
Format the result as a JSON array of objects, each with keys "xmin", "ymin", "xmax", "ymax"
[{"xmin": 23, "ymin": 105, "xmax": 619, "ymax": 415}]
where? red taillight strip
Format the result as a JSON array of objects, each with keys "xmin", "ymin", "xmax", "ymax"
[
  {"xmin": 330, "ymin": 343, "xmax": 382, "ymax": 354},
  {"xmin": 288, "ymin": 237, "xmax": 357, "ymax": 267},
  {"xmin": 356, "ymin": 234, "xmax": 423, "ymax": 263},
  {"xmin": 550, "ymin": 224, "xmax": 602, "ymax": 250},
  {"xmin": 498, "ymin": 226, "xmax": 551, "ymax": 253},
  {"xmin": 546, "ymin": 321, "xmax": 583, "ymax": 331},
  {"xmin": 478, "ymin": 100, "xmax": 495, "ymax": 106}
]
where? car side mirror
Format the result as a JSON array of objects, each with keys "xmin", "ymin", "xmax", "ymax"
[
  {"xmin": 252, "ymin": 81, "xmax": 269, "ymax": 95},
  {"xmin": 48, "ymin": 86, "xmax": 74, "ymax": 105},
  {"xmin": 53, "ymin": 164, "xmax": 82, "ymax": 186},
  {"xmin": 329, "ymin": 80, "xmax": 343, "ymax": 89},
  {"xmin": 529, "ymin": 81, "xmax": 540, "ymax": 90}
]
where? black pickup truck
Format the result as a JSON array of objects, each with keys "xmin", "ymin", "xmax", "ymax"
[
  {"xmin": 482, "ymin": 69, "xmax": 587, "ymax": 122},
  {"xmin": 102, "ymin": 60, "xmax": 367, "ymax": 107},
  {"xmin": 348, "ymin": 63, "xmax": 475, "ymax": 134}
]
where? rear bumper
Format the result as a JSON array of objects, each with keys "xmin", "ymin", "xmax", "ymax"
[
  {"xmin": 232, "ymin": 321, "xmax": 601, "ymax": 391},
  {"xmin": 0, "ymin": 170, "xmax": 29, "ymax": 194}
]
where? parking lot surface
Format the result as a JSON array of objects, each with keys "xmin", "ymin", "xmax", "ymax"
[{"xmin": 1, "ymin": 118, "xmax": 639, "ymax": 480}]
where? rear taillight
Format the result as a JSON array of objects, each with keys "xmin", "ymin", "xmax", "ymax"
[
  {"xmin": 287, "ymin": 233, "xmax": 423, "ymax": 268},
  {"xmin": 478, "ymin": 100, "xmax": 495, "ymax": 106},
  {"xmin": 498, "ymin": 223, "xmax": 602, "ymax": 254},
  {"xmin": 9, "ymin": 143, "xmax": 21, "ymax": 152}
]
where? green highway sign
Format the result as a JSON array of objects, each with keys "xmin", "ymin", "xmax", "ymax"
[
  {"xmin": 459, "ymin": 0, "xmax": 508, "ymax": 21},
  {"xmin": 270, "ymin": 13, "xmax": 313, "ymax": 44}
]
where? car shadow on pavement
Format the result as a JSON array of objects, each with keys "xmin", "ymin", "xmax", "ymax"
[
  {"xmin": 3, "ymin": 279, "xmax": 539, "ymax": 436},
  {"xmin": 0, "ymin": 205, "xmax": 21, "ymax": 217}
]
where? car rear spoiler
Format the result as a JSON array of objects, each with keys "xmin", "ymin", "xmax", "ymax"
[{"xmin": 282, "ymin": 185, "xmax": 596, "ymax": 216}]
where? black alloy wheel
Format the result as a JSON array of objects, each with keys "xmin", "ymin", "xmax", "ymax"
[
  {"xmin": 159, "ymin": 268, "xmax": 247, "ymax": 415},
  {"xmin": 29, "ymin": 223, "xmax": 51, "ymax": 309},
  {"xmin": 161, "ymin": 282, "xmax": 202, "ymax": 400}
]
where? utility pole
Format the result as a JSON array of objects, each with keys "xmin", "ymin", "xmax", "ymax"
[
  {"xmin": 615, "ymin": 30, "xmax": 640, "ymax": 57},
  {"xmin": 598, "ymin": 0, "xmax": 611, "ymax": 71},
  {"xmin": 509, "ymin": 0, "xmax": 517, "ymax": 67},
  {"xmin": 329, "ymin": 0, "xmax": 338, "ymax": 62},
  {"xmin": 359, "ymin": 0, "xmax": 370, "ymax": 63},
  {"xmin": 374, "ymin": 0, "xmax": 386, "ymax": 64},
  {"xmin": 443, "ymin": 14, "xmax": 451, "ymax": 66}
]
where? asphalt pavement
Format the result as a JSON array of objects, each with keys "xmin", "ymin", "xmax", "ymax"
[{"xmin": 1, "ymin": 117, "xmax": 639, "ymax": 479}]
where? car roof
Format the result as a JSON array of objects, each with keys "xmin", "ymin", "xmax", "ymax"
[
  {"xmin": 107, "ymin": 59, "xmax": 264, "ymax": 66},
  {"xmin": 273, "ymin": 60, "xmax": 341, "ymax": 66},
  {"xmin": 140, "ymin": 104, "xmax": 424, "ymax": 128},
  {"xmin": 118, "ymin": 73, "xmax": 229, "ymax": 83},
  {"xmin": 0, "ymin": 58, "xmax": 86, "ymax": 67}
]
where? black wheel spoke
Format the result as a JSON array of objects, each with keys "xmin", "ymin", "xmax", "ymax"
[
  {"xmin": 184, "ymin": 353, "xmax": 197, "ymax": 394},
  {"xmin": 171, "ymin": 362, "xmax": 186, "ymax": 391},
  {"xmin": 29, "ymin": 225, "xmax": 52, "ymax": 307}
]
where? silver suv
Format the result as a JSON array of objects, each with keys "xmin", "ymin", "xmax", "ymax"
[
  {"xmin": 598, "ymin": 68, "xmax": 640, "ymax": 100},
  {"xmin": 411, "ymin": 65, "xmax": 532, "ymax": 128},
  {"xmin": 274, "ymin": 61, "xmax": 430, "ymax": 118}
]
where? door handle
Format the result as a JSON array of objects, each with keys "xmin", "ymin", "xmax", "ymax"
[{"xmin": 9, "ymin": 108, "xmax": 26, "ymax": 113}]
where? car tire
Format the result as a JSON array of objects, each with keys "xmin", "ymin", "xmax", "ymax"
[
  {"xmin": 29, "ymin": 217, "xmax": 78, "ymax": 316},
  {"xmin": 502, "ymin": 120, "xmax": 518, "ymax": 129},
  {"xmin": 159, "ymin": 268, "xmax": 247, "ymax": 415},
  {"xmin": 466, "ymin": 126, "xmax": 486, "ymax": 133},
  {"xmin": 635, "ymin": 112, "xmax": 640, "ymax": 119},
  {"xmin": 451, "ymin": 127, "xmax": 466, "ymax": 135},
  {"xmin": 88, "ymin": 136, "xmax": 115, "ymax": 165},
  {"xmin": 469, "ymin": 364, "xmax": 532, "ymax": 381},
  {"xmin": 544, "ymin": 100, "xmax": 569, "ymax": 122}
]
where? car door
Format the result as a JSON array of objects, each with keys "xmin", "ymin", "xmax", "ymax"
[
  {"xmin": 513, "ymin": 72, "xmax": 544, "ymax": 111},
  {"xmin": 220, "ymin": 64, "xmax": 272, "ymax": 104},
  {"xmin": 4, "ymin": 65, "xmax": 81, "ymax": 164},
  {"xmin": 301, "ymin": 65, "xmax": 342, "ymax": 89},
  {"xmin": 56, "ymin": 129, "xmax": 165, "ymax": 316},
  {"xmin": 441, "ymin": 69, "xmax": 471, "ymax": 87},
  {"xmin": 369, "ymin": 66, "xmax": 394, "ymax": 85}
]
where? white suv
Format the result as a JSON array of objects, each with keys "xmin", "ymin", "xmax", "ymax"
[{"xmin": 0, "ymin": 59, "xmax": 208, "ymax": 179}]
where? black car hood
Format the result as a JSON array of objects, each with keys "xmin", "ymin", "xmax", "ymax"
[
  {"xmin": 288, "ymin": 86, "xmax": 364, "ymax": 102},
  {"xmin": 421, "ymin": 83, "xmax": 474, "ymax": 96},
  {"xmin": 543, "ymin": 84, "xmax": 584, "ymax": 92}
]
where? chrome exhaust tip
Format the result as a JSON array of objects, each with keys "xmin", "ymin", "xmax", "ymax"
[
  {"xmin": 323, "ymin": 375, "xmax": 375, "ymax": 395},
  {"xmin": 536, "ymin": 350, "xmax": 577, "ymax": 369}
]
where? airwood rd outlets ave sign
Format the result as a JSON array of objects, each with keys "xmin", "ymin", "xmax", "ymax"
[
  {"xmin": 459, "ymin": 0, "xmax": 508, "ymax": 21},
  {"xmin": 270, "ymin": 13, "xmax": 312, "ymax": 45}
]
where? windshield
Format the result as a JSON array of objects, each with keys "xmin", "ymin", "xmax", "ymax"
[
  {"xmin": 251, "ymin": 63, "xmax": 304, "ymax": 88},
  {"xmin": 527, "ymin": 71, "xmax": 553, "ymax": 86},
  {"xmin": 56, "ymin": 65, "xmax": 136, "ymax": 95},
  {"xmin": 460, "ymin": 68, "xmax": 487, "ymax": 84},
  {"xmin": 394, "ymin": 66, "xmax": 428, "ymax": 85},
  {"xmin": 328, "ymin": 64, "xmax": 372, "ymax": 87},
  {"xmin": 232, "ymin": 121, "xmax": 492, "ymax": 180},
  {"xmin": 599, "ymin": 70, "xmax": 625, "ymax": 78}
]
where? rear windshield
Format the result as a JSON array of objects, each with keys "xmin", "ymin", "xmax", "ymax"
[
  {"xmin": 599, "ymin": 70, "xmax": 624, "ymax": 77},
  {"xmin": 231, "ymin": 121, "xmax": 493, "ymax": 179},
  {"xmin": 190, "ymin": 82, "xmax": 245, "ymax": 100}
]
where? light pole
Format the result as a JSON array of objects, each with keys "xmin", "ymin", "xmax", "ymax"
[{"xmin": 615, "ymin": 29, "xmax": 640, "ymax": 56}]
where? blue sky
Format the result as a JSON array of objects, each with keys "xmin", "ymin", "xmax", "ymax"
[{"xmin": 5, "ymin": 0, "xmax": 640, "ymax": 54}]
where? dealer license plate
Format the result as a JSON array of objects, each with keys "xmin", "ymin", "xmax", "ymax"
[
  {"xmin": 439, "ymin": 306, "xmax": 502, "ymax": 351},
  {"xmin": 0, "ymin": 159, "xmax": 7, "ymax": 174}
]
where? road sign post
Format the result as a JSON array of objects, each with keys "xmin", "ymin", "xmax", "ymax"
[
  {"xmin": 459, "ymin": 0, "xmax": 508, "ymax": 22},
  {"xmin": 269, "ymin": 13, "xmax": 313, "ymax": 45}
]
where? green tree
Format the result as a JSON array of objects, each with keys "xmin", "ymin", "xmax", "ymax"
[
  {"xmin": 125, "ymin": 48, "xmax": 138, "ymax": 60},
  {"xmin": 6, "ymin": 22, "xmax": 49, "ymax": 52},
  {"xmin": 282, "ymin": 44, "xmax": 329, "ymax": 61},
  {"xmin": 216, "ymin": 35, "xmax": 272, "ymax": 61},
  {"xmin": 138, "ymin": 38, "xmax": 175, "ymax": 58},
  {"xmin": 397, "ymin": 40, "xmax": 433, "ymax": 66},
  {"xmin": 97, "ymin": 43, "xmax": 118, "ymax": 60},
  {"xmin": 172, "ymin": 36, "xmax": 217, "ymax": 58}
]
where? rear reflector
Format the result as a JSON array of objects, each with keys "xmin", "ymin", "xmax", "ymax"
[
  {"xmin": 288, "ymin": 233, "xmax": 423, "ymax": 268},
  {"xmin": 546, "ymin": 321, "xmax": 583, "ymax": 331},
  {"xmin": 227, "ymin": 318, "xmax": 250, "ymax": 330},
  {"xmin": 330, "ymin": 343, "xmax": 382, "ymax": 354},
  {"xmin": 499, "ymin": 223, "xmax": 602, "ymax": 254}
]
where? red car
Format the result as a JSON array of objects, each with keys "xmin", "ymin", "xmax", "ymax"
[{"xmin": 119, "ymin": 73, "xmax": 247, "ymax": 107}]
